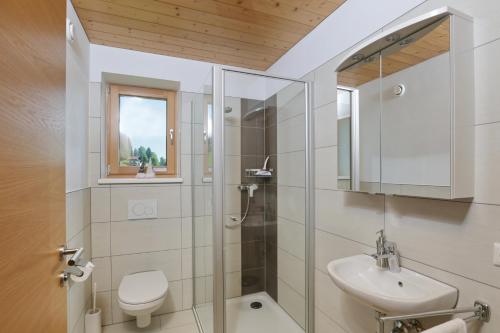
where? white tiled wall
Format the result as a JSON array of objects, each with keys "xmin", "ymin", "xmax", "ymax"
[
  {"xmin": 66, "ymin": 1, "xmax": 91, "ymax": 332},
  {"xmin": 276, "ymin": 84, "xmax": 307, "ymax": 328},
  {"xmin": 89, "ymin": 87, "xmax": 198, "ymax": 327},
  {"xmin": 311, "ymin": 1, "xmax": 500, "ymax": 332}
]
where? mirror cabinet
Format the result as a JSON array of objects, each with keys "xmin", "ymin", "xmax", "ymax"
[{"xmin": 336, "ymin": 8, "xmax": 474, "ymax": 199}]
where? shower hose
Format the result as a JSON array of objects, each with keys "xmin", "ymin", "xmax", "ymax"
[{"xmin": 226, "ymin": 191, "xmax": 251, "ymax": 228}]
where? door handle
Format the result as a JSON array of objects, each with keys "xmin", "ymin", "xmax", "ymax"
[{"xmin": 169, "ymin": 128, "xmax": 174, "ymax": 144}]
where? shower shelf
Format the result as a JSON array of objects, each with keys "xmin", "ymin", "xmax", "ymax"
[{"xmin": 244, "ymin": 169, "xmax": 274, "ymax": 178}]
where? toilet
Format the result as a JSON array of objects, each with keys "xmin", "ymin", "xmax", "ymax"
[{"xmin": 118, "ymin": 270, "xmax": 168, "ymax": 328}]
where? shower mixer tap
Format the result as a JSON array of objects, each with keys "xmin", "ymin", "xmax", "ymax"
[{"xmin": 238, "ymin": 184, "xmax": 258, "ymax": 198}]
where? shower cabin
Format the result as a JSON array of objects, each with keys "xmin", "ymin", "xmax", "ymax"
[{"xmin": 190, "ymin": 67, "xmax": 314, "ymax": 333}]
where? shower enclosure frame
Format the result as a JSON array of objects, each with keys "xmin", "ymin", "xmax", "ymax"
[{"xmin": 194, "ymin": 66, "xmax": 315, "ymax": 333}]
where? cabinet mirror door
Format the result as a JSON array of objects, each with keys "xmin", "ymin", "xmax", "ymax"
[
  {"xmin": 380, "ymin": 17, "xmax": 451, "ymax": 198},
  {"xmin": 337, "ymin": 53, "xmax": 382, "ymax": 193}
]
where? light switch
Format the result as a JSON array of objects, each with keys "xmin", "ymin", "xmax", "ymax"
[
  {"xmin": 128, "ymin": 199, "xmax": 158, "ymax": 220},
  {"xmin": 494, "ymin": 243, "xmax": 500, "ymax": 267}
]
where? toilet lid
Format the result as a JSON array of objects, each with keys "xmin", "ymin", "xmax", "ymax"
[{"xmin": 118, "ymin": 270, "xmax": 168, "ymax": 305}]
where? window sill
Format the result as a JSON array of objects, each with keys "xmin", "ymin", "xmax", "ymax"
[{"xmin": 97, "ymin": 177, "xmax": 183, "ymax": 185}]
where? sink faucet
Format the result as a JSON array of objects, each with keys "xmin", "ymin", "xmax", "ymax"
[{"xmin": 372, "ymin": 230, "xmax": 400, "ymax": 272}]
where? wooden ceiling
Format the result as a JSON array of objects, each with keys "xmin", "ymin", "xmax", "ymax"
[
  {"xmin": 72, "ymin": 0, "xmax": 345, "ymax": 70},
  {"xmin": 338, "ymin": 17, "xmax": 450, "ymax": 87}
]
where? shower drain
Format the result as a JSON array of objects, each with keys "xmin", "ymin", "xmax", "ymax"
[{"xmin": 250, "ymin": 301, "xmax": 263, "ymax": 309}]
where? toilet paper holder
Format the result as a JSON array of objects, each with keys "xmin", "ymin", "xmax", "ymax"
[{"xmin": 58, "ymin": 245, "xmax": 89, "ymax": 287}]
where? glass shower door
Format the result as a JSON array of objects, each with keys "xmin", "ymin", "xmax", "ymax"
[
  {"xmin": 192, "ymin": 73, "xmax": 215, "ymax": 333},
  {"xmin": 212, "ymin": 68, "xmax": 312, "ymax": 333}
]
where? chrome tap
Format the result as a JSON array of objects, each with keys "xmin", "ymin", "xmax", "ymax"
[{"xmin": 372, "ymin": 230, "xmax": 400, "ymax": 272}]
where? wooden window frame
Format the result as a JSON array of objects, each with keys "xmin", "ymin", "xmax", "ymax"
[{"xmin": 107, "ymin": 84, "xmax": 177, "ymax": 177}]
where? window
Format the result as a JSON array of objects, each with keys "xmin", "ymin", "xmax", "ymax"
[{"xmin": 107, "ymin": 84, "xmax": 177, "ymax": 176}]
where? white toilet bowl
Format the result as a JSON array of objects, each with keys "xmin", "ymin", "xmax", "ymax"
[{"xmin": 118, "ymin": 270, "xmax": 168, "ymax": 328}]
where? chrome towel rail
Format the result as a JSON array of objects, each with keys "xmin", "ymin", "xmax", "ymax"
[{"xmin": 379, "ymin": 301, "xmax": 490, "ymax": 323}]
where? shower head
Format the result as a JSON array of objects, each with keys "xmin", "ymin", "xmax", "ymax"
[{"xmin": 224, "ymin": 106, "xmax": 233, "ymax": 113}]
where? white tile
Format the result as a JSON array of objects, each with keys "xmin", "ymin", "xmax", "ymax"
[
  {"xmin": 160, "ymin": 310, "xmax": 195, "ymax": 329},
  {"xmin": 315, "ymin": 230, "xmax": 374, "ymax": 273},
  {"xmin": 315, "ymin": 190, "xmax": 384, "ymax": 246},
  {"xmin": 192, "ymin": 155, "xmax": 205, "ymax": 186},
  {"xmin": 277, "ymin": 185, "xmax": 305, "ymax": 223},
  {"xmin": 400, "ymin": 256, "xmax": 500, "ymax": 333},
  {"xmin": 193, "ymin": 216, "xmax": 209, "ymax": 248},
  {"xmin": 277, "ymin": 279, "xmax": 305, "ymax": 329},
  {"xmin": 110, "ymin": 218, "xmax": 182, "ymax": 255},
  {"xmin": 314, "ymin": 61, "xmax": 337, "ymax": 108},
  {"xmin": 192, "ymin": 186, "xmax": 209, "ymax": 216},
  {"xmin": 224, "ymin": 185, "xmax": 241, "ymax": 215},
  {"xmin": 182, "ymin": 279, "xmax": 193, "ymax": 310},
  {"xmin": 181, "ymin": 186, "xmax": 193, "ymax": 218},
  {"xmin": 224, "ymin": 96, "xmax": 241, "ymax": 126},
  {"xmin": 315, "ymin": 269, "xmax": 375, "ymax": 333},
  {"xmin": 111, "ymin": 250, "xmax": 182, "ymax": 289},
  {"xmin": 181, "ymin": 92, "xmax": 194, "ymax": 124},
  {"xmin": 315, "ymin": 308, "xmax": 347, "ymax": 333},
  {"xmin": 278, "ymin": 248, "xmax": 305, "ymax": 296},
  {"xmin": 89, "ymin": 82, "xmax": 102, "ymax": 117},
  {"xmin": 88, "ymin": 152, "xmax": 101, "ymax": 187},
  {"xmin": 475, "ymin": 39, "xmax": 500, "ymax": 125},
  {"xmin": 160, "ymin": 324, "xmax": 199, "ymax": 333},
  {"xmin": 386, "ymin": 196, "xmax": 500, "ymax": 288},
  {"xmin": 110, "ymin": 186, "xmax": 181, "ymax": 221},
  {"xmin": 204, "ymin": 246, "xmax": 213, "ymax": 276},
  {"xmin": 474, "ymin": 122, "xmax": 500, "ymax": 205},
  {"xmin": 224, "ymin": 243, "xmax": 241, "ymax": 273},
  {"xmin": 277, "ymin": 83, "xmax": 306, "ymax": 122},
  {"xmin": 314, "ymin": 101, "xmax": 337, "ymax": 148},
  {"xmin": 67, "ymin": 188, "xmax": 91, "ymax": 241},
  {"xmin": 106, "ymin": 316, "xmax": 161, "ymax": 332},
  {"xmin": 67, "ymin": 235, "xmax": 92, "ymax": 333},
  {"xmin": 91, "ymin": 187, "xmax": 110, "ymax": 222},
  {"xmin": 225, "ymin": 271, "xmax": 242, "ymax": 298},
  {"xmin": 277, "ymin": 151, "xmax": 305, "ymax": 187},
  {"xmin": 193, "ymin": 246, "xmax": 207, "ymax": 278},
  {"xmin": 181, "ymin": 217, "xmax": 192, "ymax": 249},
  {"xmin": 194, "ymin": 277, "xmax": 206, "ymax": 305},
  {"xmin": 154, "ymin": 280, "xmax": 183, "ymax": 315},
  {"xmin": 277, "ymin": 114, "xmax": 305, "ymax": 153},
  {"xmin": 192, "ymin": 93, "xmax": 205, "ymax": 125},
  {"xmin": 224, "ymin": 155, "xmax": 241, "ymax": 185},
  {"xmin": 89, "ymin": 117, "xmax": 101, "ymax": 153},
  {"xmin": 92, "ymin": 256, "xmax": 111, "ymax": 292},
  {"xmin": 315, "ymin": 146, "xmax": 337, "ymax": 190},
  {"xmin": 192, "ymin": 123, "xmax": 204, "ymax": 155},
  {"xmin": 96, "ymin": 291, "xmax": 113, "ymax": 325},
  {"xmin": 180, "ymin": 123, "xmax": 192, "ymax": 156},
  {"xmin": 181, "ymin": 155, "xmax": 192, "ymax": 186},
  {"xmin": 224, "ymin": 125, "xmax": 241, "ymax": 156},
  {"xmin": 205, "ymin": 275, "xmax": 213, "ymax": 303},
  {"xmin": 91, "ymin": 222, "xmax": 110, "ymax": 257},
  {"xmin": 223, "ymin": 216, "xmax": 240, "ymax": 244},
  {"xmin": 71, "ymin": 310, "xmax": 85, "ymax": 333},
  {"xmin": 278, "ymin": 218, "xmax": 305, "ymax": 260},
  {"xmin": 181, "ymin": 248, "xmax": 192, "ymax": 279}
]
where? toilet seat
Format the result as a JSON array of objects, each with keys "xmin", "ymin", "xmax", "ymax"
[{"xmin": 118, "ymin": 270, "xmax": 168, "ymax": 305}]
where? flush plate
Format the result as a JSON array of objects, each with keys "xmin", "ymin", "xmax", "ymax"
[{"xmin": 128, "ymin": 199, "xmax": 158, "ymax": 220}]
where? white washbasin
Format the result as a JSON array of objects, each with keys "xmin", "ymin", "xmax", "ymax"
[{"xmin": 327, "ymin": 255, "xmax": 458, "ymax": 314}]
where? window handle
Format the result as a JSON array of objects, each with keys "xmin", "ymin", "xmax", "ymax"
[{"xmin": 169, "ymin": 128, "xmax": 174, "ymax": 144}]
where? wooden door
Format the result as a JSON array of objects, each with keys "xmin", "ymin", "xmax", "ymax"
[{"xmin": 0, "ymin": 0, "xmax": 67, "ymax": 332}]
